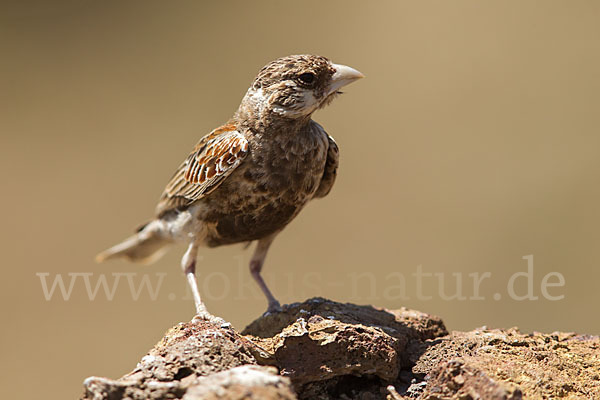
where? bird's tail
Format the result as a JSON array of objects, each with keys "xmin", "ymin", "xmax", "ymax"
[{"xmin": 95, "ymin": 220, "xmax": 172, "ymax": 265}]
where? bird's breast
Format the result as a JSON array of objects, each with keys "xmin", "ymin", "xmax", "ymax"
[
  {"xmin": 198, "ymin": 125, "xmax": 329, "ymax": 246},
  {"xmin": 248, "ymin": 128, "xmax": 329, "ymax": 201}
]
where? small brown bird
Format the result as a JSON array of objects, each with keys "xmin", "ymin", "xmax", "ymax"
[{"xmin": 96, "ymin": 54, "xmax": 363, "ymax": 320}]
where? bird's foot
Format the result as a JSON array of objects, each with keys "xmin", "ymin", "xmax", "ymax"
[
  {"xmin": 262, "ymin": 300, "xmax": 282, "ymax": 316},
  {"xmin": 192, "ymin": 311, "xmax": 229, "ymax": 327}
]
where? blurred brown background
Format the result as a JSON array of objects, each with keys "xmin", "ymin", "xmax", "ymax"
[{"xmin": 2, "ymin": 0, "xmax": 599, "ymax": 398}]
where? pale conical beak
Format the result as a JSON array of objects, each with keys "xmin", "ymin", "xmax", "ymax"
[{"xmin": 328, "ymin": 63, "xmax": 365, "ymax": 95}]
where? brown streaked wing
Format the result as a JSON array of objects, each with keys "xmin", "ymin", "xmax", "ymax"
[
  {"xmin": 314, "ymin": 133, "xmax": 339, "ymax": 199},
  {"xmin": 155, "ymin": 124, "xmax": 249, "ymax": 216}
]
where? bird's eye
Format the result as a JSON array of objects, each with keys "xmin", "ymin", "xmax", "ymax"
[{"xmin": 298, "ymin": 72, "xmax": 316, "ymax": 85}]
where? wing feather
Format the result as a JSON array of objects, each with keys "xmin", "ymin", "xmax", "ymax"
[
  {"xmin": 314, "ymin": 134, "xmax": 339, "ymax": 198},
  {"xmin": 156, "ymin": 124, "xmax": 249, "ymax": 216}
]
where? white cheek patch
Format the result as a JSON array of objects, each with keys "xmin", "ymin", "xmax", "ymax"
[
  {"xmin": 301, "ymin": 90, "xmax": 319, "ymax": 111},
  {"xmin": 272, "ymin": 90, "xmax": 320, "ymax": 118},
  {"xmin": 272, "ymin": 106, "xmax": 307, "ymax": 118}
]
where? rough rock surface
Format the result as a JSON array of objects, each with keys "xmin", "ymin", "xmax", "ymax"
[
  {"xmin": 413, "ymin": 328, "xmax": 600, "ymax": 399},
  {"xmin": 242, "ymin": 298, "xmax": 447, "ymax": 398},
  {"xmin": 82, "ymin": 298, "xmax": 600, "ymax": 400},
  {"xmin": 183, "ymin": 365, "xmax": 296, "ymax": 400}
]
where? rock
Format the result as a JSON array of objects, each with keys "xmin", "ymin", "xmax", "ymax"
[
  {"xmin": 242, "ymin": 298, "xmax": 447, "ymax": 398},
  {"xmin": 419, "ymin": 360, "xmax": 522, "ymax": 400},
  {"xmin": 242, "ymin": 298, "xmax": 447, "ymax": 342},
  {"xmin": 183, "ymin": 365, "xmax": 296, "ymax": 400},
  {"xmin": 134, "ymin": 320, "xmax": 256, "ymax": 381},
  {"xmin": 83, "ymin": 376, "xmax": 186, "ymax": 400},
  {"xmin": 414, "ymin": 328, "xmax": 600, "ymax": 399},
  {"xmin": 81, "ymin": 298, "xmax": 600, "ymax": 400},
  {"xmin": 82, "ymin": 320, "xmax": 258, "ymax": 400}
]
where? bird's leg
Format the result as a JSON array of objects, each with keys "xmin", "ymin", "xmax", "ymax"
[
  {"xmin": 249, "ymin": 233, "xmax": 281, "ymax": 313},
  {"xmin": 181, "ymin": 241, "xmax": 215, "ymax": 321}
]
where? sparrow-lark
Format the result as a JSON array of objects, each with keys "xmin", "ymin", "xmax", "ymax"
[{"xmin": 97, "ymin": 54, "xmax": 363, "ymax": 320}]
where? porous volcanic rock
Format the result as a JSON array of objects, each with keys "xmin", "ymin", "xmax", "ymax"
[
  {"xmin": 81, "ymin": 298, "xmax": 600, "ymax": 400},
  {"xmin": 412, "ymin": 328, "xmax": 600, "ymax": 399}
]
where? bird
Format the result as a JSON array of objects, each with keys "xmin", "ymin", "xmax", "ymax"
[{"xmin": 96, "ymin": 54, "xmax": 364, "ymax": 321}]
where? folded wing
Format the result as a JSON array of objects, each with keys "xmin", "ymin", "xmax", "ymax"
[{"xmin": 156, "ymin": 124, "xmax": 249, "ymax": 216}]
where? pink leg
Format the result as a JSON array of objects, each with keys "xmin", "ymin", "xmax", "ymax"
[
  {"xmin": 182, "ymin": 242, "xmax": 223, "ymax": 323},
  {"xmin": 250, "ymin": 233, "xmax": 281, "ymax": 313}
]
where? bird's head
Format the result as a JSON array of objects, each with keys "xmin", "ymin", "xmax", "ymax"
[{"xmin": 241, "ymin": 55, "xmax": 364, "ymax": 121}]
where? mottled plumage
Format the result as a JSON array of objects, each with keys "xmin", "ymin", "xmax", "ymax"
[{"xmin": 97, "ymin": 55, "xmax": 363, "ymax": 319}]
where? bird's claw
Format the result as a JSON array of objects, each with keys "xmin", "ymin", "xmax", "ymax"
[
  {"xmin": 192, "ymin": 312, "xmax": 228, "ymax": 326},
  {"xmin": 263, "ymin": 300, "xmax": 282, "ymax": 316}
]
